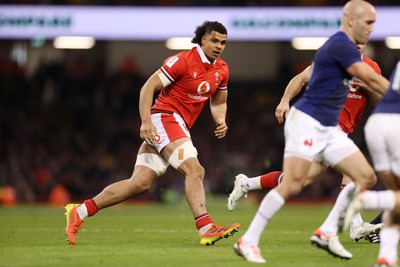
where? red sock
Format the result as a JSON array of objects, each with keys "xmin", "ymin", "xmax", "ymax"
[
  {"xmin": 195, "ymin": 213, "xmax": 214, "ymax": 230},
  {"xmin": 84, "ymin": 199, "xmax": 98, "ymax": 217},
  {"xmin": 260, "ymin": 171, "xmax": 283, "ymax": 190}
]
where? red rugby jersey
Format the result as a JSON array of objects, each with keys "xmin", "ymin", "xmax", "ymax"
[
  {"xmin": 338, "ymin": 56, "xmax": 381, "ymax": 133},
  {"xmin": 152, "ymin": 46, "xmax": 229, "ymax": 129}
]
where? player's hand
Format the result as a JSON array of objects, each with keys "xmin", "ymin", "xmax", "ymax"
[
  {"xmin": 275, "ymin": 101, "xmax": 290, "ymax": 124},
  {"xmin": 140, "ymin": 121, "xmax": 159, "ymax": 144},
  {"xmin": 214, "ymin": 119, "xmax": 228, "ymax": 139},
  {"xmin": 354, "ymin": 79, "xmax": 369, "ymax": 91}
]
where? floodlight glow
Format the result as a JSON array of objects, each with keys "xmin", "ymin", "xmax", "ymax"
[
  {"xmin": 53, "ymin": 36, "xmax": 95, "ymax": 49},
  {"xmin": 291, "ymin": 37, "xmax": 328, "ymax": 50},
  {"xmin": 385, "ymin": 36, "xmax": 400, "ymax": 49},
  {"xmin": 166, "ymin": 37, "xmax": 195, "ymax": 50}
]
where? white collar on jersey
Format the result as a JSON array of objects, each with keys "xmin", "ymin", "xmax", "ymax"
[{"xmin": 196, "ymin": 45, "xmax": 216, "ymax": 65}]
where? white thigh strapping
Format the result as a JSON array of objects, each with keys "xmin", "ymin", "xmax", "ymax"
[
  {"xmin": 168, "ymin": 141, "xmax": 198, "ymax": 169},
  {"xmin": 365, "ymin": 114, "xmax": 400, "ymax": 176},
  {"xmin": 135, "ymin": 153, "xmax": 169, "ymax": 176}
]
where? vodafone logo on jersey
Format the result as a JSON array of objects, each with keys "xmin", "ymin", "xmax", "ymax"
[
  {"xmin": 347, "ymin": 92, "xmax": 362, "ymax": 99},
  {"xmin": 197, "ymin": 81, "xmax": 210, "ymax": 94},
  {"xmin": 187, "ymin": 81, "xmax": 210, "ymax": 101},
  {"xmin": 345, "ymin": 78, "xmax": 360, "ymax": 92}
]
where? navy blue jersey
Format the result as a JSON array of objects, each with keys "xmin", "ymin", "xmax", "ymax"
[
  {"xmin": 293, "ymin": 31, "xmax": 362, "ymax": 126},
  {"xmin": 373, "ymin": 60, "xmax": 400, "ymax": 114}
]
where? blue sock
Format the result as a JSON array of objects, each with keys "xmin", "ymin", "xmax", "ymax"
[{"xmin": 369, "ymin": 211, "xmax": 383, "ymax": 224}]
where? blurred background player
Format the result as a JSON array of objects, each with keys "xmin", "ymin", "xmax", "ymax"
[
  {"xmin": 228, "ymin": 43, "xmax": 383, "ymax": 243},
  {"xmin": 341, "ymin": 60, "xmax": 400, "ymax": 267},
  {"xmin": 232, "ymin": 0, "xmax": 389, "ymax": 263},
  {"xmin": 64, "ymin": 20, "xmax": 239, "ymax": 246}
]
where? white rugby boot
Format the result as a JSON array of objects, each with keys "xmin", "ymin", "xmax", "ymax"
[
  {"xmin": 233, "ymin": 238, "xmax": 266, "ymax": 263},
  {"xmin": 350, "ymin": 221, "xmax": 383, "ymax": 243},
  {"xmin": 310, "ymin": 229, "xmax": 352, "ymax": 260},
  {"xmin": 227, "ymin": 174, "xmax": 249, "ymax": 211}
]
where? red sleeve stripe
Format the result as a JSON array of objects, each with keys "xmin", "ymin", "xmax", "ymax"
[{"xmin": 160, "ymin": 66, "xmax": 174, "ymax": 82}]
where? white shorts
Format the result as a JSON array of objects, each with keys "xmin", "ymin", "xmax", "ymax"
[
  {"xmin": 284, "ymin": 107, "xmax": 359, "ymax": 166},
  {"xmin": 364, "ymin": 113, "xmax": 400, "ymax": 176},
  {"xmin": 149, "ymin": 112, "xmax": 191, "ymax": 152}
]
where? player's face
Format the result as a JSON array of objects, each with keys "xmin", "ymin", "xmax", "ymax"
[
  {"xmin": 353, "ymin": 7, "xmax": 376, "ymax": 45},
  {"xmin": 201, "ymin": 30, "xmax": 227, "ymax": 62}
]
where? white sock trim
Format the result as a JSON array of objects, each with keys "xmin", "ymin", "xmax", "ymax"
[{"xmin": 76, "ymin": 204, "xmax": 88, "ymax": 220}]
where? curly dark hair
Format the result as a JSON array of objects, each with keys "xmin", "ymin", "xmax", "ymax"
[{"xmin": 191, "ymin": 21, "xmax": 227, "ymax": 45}]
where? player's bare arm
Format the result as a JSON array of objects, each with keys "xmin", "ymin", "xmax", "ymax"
[
  {"xmin": 275, "ymin": 65, "xmax": 311, "ymax": 124},
  {"xmin": 139, "ymin": 70, "xmax": 164, "ymax": 144},
  {"xmin": 354, "ymin": 77, "xmax": 382, "ymax": 106},
  {"xmin": 210, "ymin": 89, "xmax": 228, "ymax": 139},
  {"xmin": 348, "ymin": 61, "xmax": 390, "ymax": 96}
]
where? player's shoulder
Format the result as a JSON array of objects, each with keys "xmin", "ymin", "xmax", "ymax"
[
  {"xmin": 322, "ymin": 31, "xmax": 356, "ymax": 57},
  {"xmin": 163, "ymin": 49, "xmax": 192, "ymax": 68},
  {"xmin": 167, "ymin": 49, "xmax": 190, "ymax": 61},
  {"xmin": 328, "ymin": 31, "xmax": 351, "ymax": 45}
]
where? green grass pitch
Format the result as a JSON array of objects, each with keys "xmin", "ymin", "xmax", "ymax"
[{"xmin": 0, "ymin": 195, "xmax": 385, "ymax": 267}]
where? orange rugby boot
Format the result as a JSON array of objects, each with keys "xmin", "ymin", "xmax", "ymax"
[
  {"xmin": 64, "ymin": 203, "xmax": 85, "ymax": 245},
  {"xmin": 199, "ymin": 223, "xmax": 240, "ymax": 245}
]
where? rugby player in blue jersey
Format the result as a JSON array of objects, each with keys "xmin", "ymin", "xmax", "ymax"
[{"xmin": 233, "ymin": 0, "xmax": 390, "ymax": 263}]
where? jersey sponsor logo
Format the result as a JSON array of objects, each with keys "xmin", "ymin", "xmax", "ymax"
[
  {"xmin": 187, "ymin": 81, "xmax": 211, "ymax": 101},
  {"xmin": 348, "ymin": 79, "xmax": 360, "ymax": 92},
  {"xmin": 303, "ymin": 139, "xmax": 313, "ymax": 147},
  {"xmin": 347, "ymin": 92, "xmax": 362, "ymax": 99},
  {"xmin": 193, "ymin": 71, "xmax": 197, "ymax": 78},
  {"xmin": 197, "ymin": 81, "xmax": 210, "ymax": 94},
  {"xmin": 166, "ymin": 56, "xmax": 179, "ymax": 68},
  {"xmin": 188, "ymin": 94, "xmax": 208, "ymax": 101}
]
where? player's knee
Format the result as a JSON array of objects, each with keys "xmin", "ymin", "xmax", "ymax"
[
  {"xmin": 289, "ymin": 181, "xmax": 303, "ymax": 196},
  {"xmin": 357, "ymin": 171, "xmax": 377, "ymax": 189},
  {"xmin": 280, "ymin": 177, "xmax": 303, "ymax": 197},
  {"xmin": 191, "ymin": 164, "xmax": 205, "ymax": 181},
  {"xmin": 365, "ymin": 171, "xmax": 377, "ymax": 188},
  {"xmin": 127, "ymin": 176, "xmax": 153, "ymax": 194},
  {"xmin": 180, "ymin": 161, "xmax": 204, "ymax": 181},
  {"xmin": 136, "ymin": 181, "xmax": 153, "ymax": 193}
]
